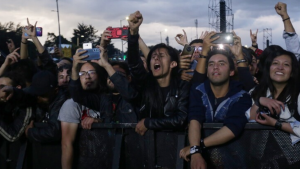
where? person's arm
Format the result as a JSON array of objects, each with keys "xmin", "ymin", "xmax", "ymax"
[
  {"xmin": 138, "ymin": 36, "xmax": 150, "ymax": 59},
  {"xmin": 228, "ymin": 31, "xmax": 248, "ymax": 67},
  {"xmin": 20, "ymin": 28, "xmax": 28, "ymax": 59},
  {"xmin": 61, "ymin": 122, "xmax": 78, "ymax": 169},
  {"xmin": 275, "ymin": 2, "xmax": 295, "ymax": 33},
  {"xmin": 143, "ymin": 80, "xmax": 189, "ymax": 130},
  {"xmin": 0, "ymin": 106, "xmax": 32, "ymax": 142},
  {"xmin": 195, "ymin": 31, "xmax": 218, "ymax": 74},
  {"xmin": 127, "ymin": 11, "xmax": 148, "ymax": 83},
  {"xmin": 0, "ymin": 48, "xmax": 20, "ymax": 76}
]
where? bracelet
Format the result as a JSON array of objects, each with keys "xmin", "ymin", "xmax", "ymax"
[
  {"xmin": 199, "ymin": 54, "xmax": 207, "ymax": 59},
  {"xmin": 236, "ymin": 59, "xmax": 247, "ymax": 64},
  {"xmin": 283, "ymin": 17, "xmax": 290, "ymax": 22},
  {"xmin": 275, "ymin": 121, "xmax": 282, "ymax": 130},
  {"xmin": 21, "ymin": 41, "xmax": 27, "ymax": 44},
  {"xmin": 200, "ymin": 139, "xmax": 206, "ymax": 150}
]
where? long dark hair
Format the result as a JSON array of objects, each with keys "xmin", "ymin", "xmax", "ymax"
[
  {"xmin": 252, "ymin": 49, "xmax": 300, "ymax": 113},
  {"xmin": 77, "ymin": 62, "xmax": 109, "ymax": 93},
  {"xmin": 256, "ymin": 45, "xmax": 284, "ymax": 82},
  {"xmin": 143, "ymin": 43, "xmax": 180, "ymax": 117}
]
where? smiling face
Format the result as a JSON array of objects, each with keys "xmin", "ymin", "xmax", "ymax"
[
  {"xmin": 207, "ymin": 54, "xmax": 234, "ymax": 86},
  {"xmin": 150, "ymin": 48, "xmax": 174, "ymax": 79},
  {"xmin": 269, "ymin": 55, "xmax": 292, "ymax": 85},
  {"xmin": 79, "ymin": 63, "xmax": 99, "ymax": 90}
]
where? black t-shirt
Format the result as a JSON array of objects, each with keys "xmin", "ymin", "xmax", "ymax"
[{"xmin": 160, "ymin": 86, "xmax": 170, "ymax": 103}]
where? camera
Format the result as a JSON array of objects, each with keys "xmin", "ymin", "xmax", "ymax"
[
  {"xmin": 181, "ymin": 44, "xmax": 195, "ymax": 56},
  {"xmin": 258, "ymin": 106, "xmax": 279, "ymax": 120}
]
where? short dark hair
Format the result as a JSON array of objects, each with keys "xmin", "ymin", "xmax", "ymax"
[
  {"xmin": 189, "ymin": 39, "xmax": 203, "ymax": 46},
  {"xmin": 10, "ymin": 59, "xmax": 38, "ymax": 84},
  {"xmin": 110, "ymin": 61, "xmax": 130, "ymax": 76},
  {"xmin": 60, "ymin": 57, "xmax": 72, "ymax": 64},
  {"xmin": 58, "ymin": 63, "xmax": 72, "ymax": 75},
  {"xmin": 0, "ymin": 71, "xmax": 26, "ymax": 88},
  {"xmin": 206, "ymin": 49, "xmax": 235, "ymax": 71}
]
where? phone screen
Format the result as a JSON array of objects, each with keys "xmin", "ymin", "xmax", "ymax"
[
  {"xmin": 24, "ymin": 27, "xmax": 43, "ymax": 37},
  {"xmin": 211, "ymin": 33, "xmax": 233, "ymax": 44},
  {"xmin": 83, "ymin": 43, "xmax": 92, "ymax": 49}
]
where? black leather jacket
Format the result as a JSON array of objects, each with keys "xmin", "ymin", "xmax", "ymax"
[
  {"xmin": 127, "ymin": 33, "xmax": 189, "ymax": 130},
  {"xmin": 13, "ymin": 88, "xmax": 69, "ymax": 143}
]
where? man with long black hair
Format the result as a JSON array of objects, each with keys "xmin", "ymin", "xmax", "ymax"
[{"xmin": 127, "ymin": 11, "xmax": 189, "ymax": 135}]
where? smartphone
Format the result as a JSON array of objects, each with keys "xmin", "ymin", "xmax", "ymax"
[
  {"xmin": 78, "ymin": 48, "xmax": 100, "ymax": 61},
  {"xmin": 36, "ymin": 27, "xmax": 42, "ymax": 36},
  {"xmin": 181, "ymin": 44, "xmax": 195, "ymax": 56},
  {"xmin": 83, "ymin": 43, "xmax": 92, "ymax": 49},
  {"xmin": 47, "ymin": 47, "xmax": 55, "ymax": 54},
  {"xmin": 24, "ymin": 27, "xmax": 43, "ymax": 37},
  {"xmin": 211, "ymin": 33, "xmax": 233, "ymax": 44},
  {"xmin": 186, "ymin": 60, "xmax": 197, "ymax": 76},
  {"xmin": 106, "ymin": 26, "xmax": 128, "ymax": 39}
]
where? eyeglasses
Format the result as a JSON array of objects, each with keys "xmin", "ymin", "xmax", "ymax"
[
  {"xmin": 79, "ymin": 70, "xmax": 96, "ymax": 77},
  {"xmin": 0, "ymin": 84, "xmax": 6, "ymax": 89},
  {"xmin": 194, "ymin": 46, "xmax": 202, "ymax": 52}
]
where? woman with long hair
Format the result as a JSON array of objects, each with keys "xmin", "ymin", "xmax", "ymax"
[{"xmin": 249, "ymin": 48, "xmax": 300, "ymax": 144}]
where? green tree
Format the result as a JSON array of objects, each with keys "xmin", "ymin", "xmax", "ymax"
[{"xmin": 71, "ymin": 23, "xmax": 99, "ymax": 47}]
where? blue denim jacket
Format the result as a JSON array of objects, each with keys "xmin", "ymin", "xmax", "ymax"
[{"xmin": 196, "ymin": 83, "xmax": 247, "ymax": 123}]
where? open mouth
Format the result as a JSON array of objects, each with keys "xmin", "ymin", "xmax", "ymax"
[
  {"xmin": 154, "ymin": 64, "xmax": 161, "ymax": 70},
  {"xmin": 275, "ymin": 72, "xmax": 283, "ymax": 75}
]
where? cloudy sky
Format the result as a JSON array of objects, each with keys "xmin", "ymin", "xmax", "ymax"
[{"xmin": 1, "ymin": 0, "xmax": 300, "ymax": 51}]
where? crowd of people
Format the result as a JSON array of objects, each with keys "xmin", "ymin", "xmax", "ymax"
[{"xmin": 0, "ymin": 1, "xmax": 300, "ymax": 169}]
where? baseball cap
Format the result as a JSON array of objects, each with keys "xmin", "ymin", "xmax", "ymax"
[{"xmin": 27, "ymin": 71, "xmax": 57, "ymax": 96}]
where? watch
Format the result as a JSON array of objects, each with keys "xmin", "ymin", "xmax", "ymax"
[
  {"xmin": 190, "ymin": 145, "xmax": 201, "ymax": 155},
  {"xmin": 275, "ymin": 121, "xmax": 282, "ymax": 130},
  {"xmin": 236, "ymin": 59, "xmax": 247, "ymax": 64},
  {"xmin": 199, "ymin": 54, "xmax": 207, "ymax": 59}
]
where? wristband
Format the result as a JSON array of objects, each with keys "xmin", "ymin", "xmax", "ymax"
[
  {"xmin": 236, "ymin": 59, "xmax": 247, "ymax": 64},
  {"xmin": 190, "ymin": 145, "xmax": 201, "ymax": 155},
  {"xmin": 21, "ymin": 41, "xmax": 27, "ymax": 44},
  {"xmin": 200, "ymin": 139, "xmax": 206, "ymax": 150},
  {"xmin": 199, "ymin": 54, "xmax": 207, "ymax": 59},
  {"xmin": 275, "ymin": 121, "xmax": 282, "ymax": 130},
  {"xmin": 283, "ymin": 17, "xmax": 290, "ymax": 22}
]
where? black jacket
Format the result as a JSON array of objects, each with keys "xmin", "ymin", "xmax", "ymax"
[
  {"xmin": 127, "ymin": 33, "xmax": 189, "ymax": 130},
  {"xmin": 13, "ymin": 88, "xmax": 69, "ymax": 143},
  {"xmin": 0, "ymin": 101, "xmax": 32, "ymax": 142},
  {"xmin": 69, "ymin": 72, "xmax": 139, "ymax": 123}
]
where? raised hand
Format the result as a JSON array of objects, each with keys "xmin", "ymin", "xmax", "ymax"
[
  {"xmin": 226, "ymin": 31, "xmax": 243, "ymax": 59},
  {"xmin": 199, "ymin": 31, "xmax": 209, "ymax": 40},
  {"xmin": 4, "ymin": 48, "xmax": 20, "ymax": 66},
  {"xmin": 100, "ymin": 27, "xmax": 112, "ymax": 48},
  {"xmin": 201, "ymin": 31, "xmax": 219, "ymax": 56},
  {"xmin": 92, "ymin": 45, "xmax": 109, "ymax": 68},
  {"xmin": 175, "ymin": 29, "xmax": 188, "ymax": 46},
  {"xmin": 128, "ymin": 11, "xmax": 143, "ymax": 35},
  {"xmin": 275, "ymin": 2, "xmax": 288, "ymax": 18},
  {"xmin": 23, "ymin": 18, "xmax": 37, "ymax": 39},
  {"xmin": 250, "ymin": 29, "xmax": 258, "ymax": 44}
]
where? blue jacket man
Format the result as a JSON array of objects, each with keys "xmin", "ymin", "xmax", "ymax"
[{"xmin": 180, "ymin": 48, "xmax": 252, "ymax": 168}]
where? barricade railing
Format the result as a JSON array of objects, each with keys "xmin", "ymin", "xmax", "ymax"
[{"xmin": 1, "ymin": 123, "xmax": 300, "ymax": 169}]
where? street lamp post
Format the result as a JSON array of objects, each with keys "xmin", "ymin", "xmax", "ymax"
[
  {"xmin": 120, "ymin": 16, "xmax": 129, "ymax": 56},
  {"xmin": 77, "ymin": 35, "xmax": 84, "ymax": 46},
  {"xmin": 55, "ymin": 0, "xmax": 61, "ymax": 50},
  {"xmin": 159, "ymin": 29, "xmax": 168, "ymax": 44}
]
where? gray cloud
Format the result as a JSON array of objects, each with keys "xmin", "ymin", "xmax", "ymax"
[{"xmin": 1, "ymin": 0, "xmax": 300, "ymax": 50}]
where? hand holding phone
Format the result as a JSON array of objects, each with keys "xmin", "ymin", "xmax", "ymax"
[{"xmin": 78, "ymin": 48, "xmax": 100, "ymax": 61}]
